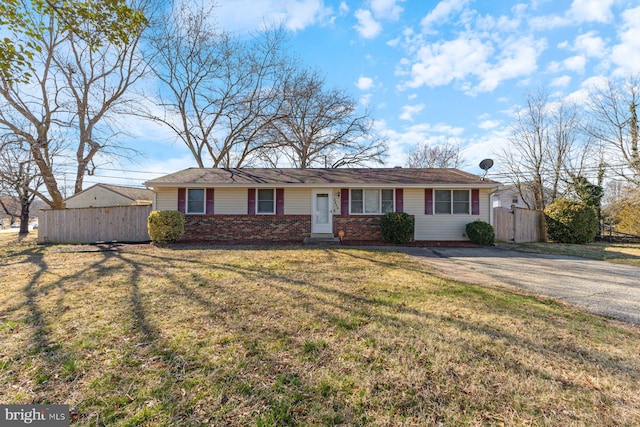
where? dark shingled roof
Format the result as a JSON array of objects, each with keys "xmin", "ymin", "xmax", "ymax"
[{"xmin": 145, "ymin": 168, "xmax": 499, "ymax": 187}]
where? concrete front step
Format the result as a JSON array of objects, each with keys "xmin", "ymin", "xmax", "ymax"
[{"xmin": 303, "ymin": 234, "xmax": 341, "ymax": 244}]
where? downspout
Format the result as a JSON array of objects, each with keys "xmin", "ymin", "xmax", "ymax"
[{"xmin": 150, "ymin": 187, "xmax": 157, "ymax": 210}]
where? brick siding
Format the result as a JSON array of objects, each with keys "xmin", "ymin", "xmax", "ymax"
[
  {"xmin": 333, "ymin": 215, "xmax": 385, "ymax": 243},
  {"xmin": 182, "ymin": 215, "xmax": 311, "ymax": 243},
  {"xmin": 182, "ymin": 214, "xmax": 417, "ymax": 244}
]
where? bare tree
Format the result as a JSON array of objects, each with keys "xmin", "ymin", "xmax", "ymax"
[
  {"xmin": 144, "ymin": 1, "xmax": 289, "ymax": 167},
  {"xmin": 0, "ymin": 1, "xmax": 149, "ymax": 208},
  {"xmin": 265, "ymin": 68, "xmax": 387, "ymax": 168},
  {"xmin": 586, "ymin": 75, "xmax": 640, "ymax": 185},
  {"xmin": 499, "ymin": 90, "xmax": 585, "ymax": 210},
  {"xmin": 0, "ymin": 137, "xmax": 43, "ymax": 234},
  {"xmin": 406, "ymin": 141, "xmax": 465, "ymax": 168},
  {"xmin": 53, "ymin": 18, "xmax": 149, "ymax": 194}
]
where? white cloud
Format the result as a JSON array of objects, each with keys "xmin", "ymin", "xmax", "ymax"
[
  {"xmin": 401, "ymin": 35, "xmax": 492, "ymax": 89},
  {"xmin": 356, "ymin": 76, "xmax": 375, "ymax": 90},
  {"xmin": 530, "ymin": 0, "xmax": 615, "ymax": 30},
  {"xmin": 550, "ymin": 75, "xmax": 572, "ymax": 87},
  {"xmin": 568, "ymin": 0, "xmax": 615, "ymax": 24},
  {"xmin": 370, "ymin": 0, "xmax": 404, "ymax": 21},
  {"xmin": 563, "ymin": 55, "xmax": 587, "ymax": 73},
  {"xmin": 354, "ymin": 9, "xmax": 382, "ymax": 38},
  {"xmin": 339, "ymin": 1, "xmax": 349, "ymax": 15},
  {"xmin": 547, "ymin": 55, "xmax": 587, "ymax": 74},
  {"xmin": 377, "ymin": 121, "xmax": 466, "ymax": 167},
  {"xmin": 353, "ymin": 0, "xmax": 404, "ymax": 38},
  {"xmin": 474, "ymin": 36, "xmax": 543, "ymax": 93},
  {"xmin": 611, "ymin": 7, "xmax": 640, "ymax": 75},
  {"xmin": 399, "ymin": 32, "xmax": 543, "ymax": 94},
  {"xmin": 462, "ymin": 129, "xmax": 511, "ymax": 174},
  {"xmin": 478, "ymin": 120, "xmax": 500, "ymax": 130},
  {"xmin": 529, "ymin": 14, "xmax": 570, "ymax": 31},
  {"xmin": 421, "ymin": 0, "xmax": 471, "ymax": 32},
  {"xmin": 214, "ymin": 0, "xmax": 335, "ymax": 33},
  {"xmin": 564, "ymin": 75, "xmax": 607, "ymax": 105},
  {"xmin": 359, "ymin": 93, "xmax": 373, "ymax": 107},
  {"xmin": 399, "ymin": 104, "xmax": 424, "ymax": 121},
  {"xmin": 573, "ymin": 31, "xmax": 608, "ymax": 58}
]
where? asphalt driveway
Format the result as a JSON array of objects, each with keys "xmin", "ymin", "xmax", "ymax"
[{"xmin": 403, "ymin": 246, "xmax": 640, "ymax": 325}]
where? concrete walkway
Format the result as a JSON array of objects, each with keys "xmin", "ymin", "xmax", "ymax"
[{"xmin": 402, "ymin": 246, "xmax": 640, "ymax": 325}]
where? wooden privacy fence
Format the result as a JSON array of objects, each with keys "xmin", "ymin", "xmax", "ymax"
[
  {"xmin": 38, "ymin": 205, "xmax": 152, "ymax": 244},
  {"xmin": 494, "ymin": 207, "xmax": 546, "ymax": 243}
]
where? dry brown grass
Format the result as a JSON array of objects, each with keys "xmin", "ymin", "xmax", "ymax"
[
  {"xmin": 1, "ymin": 233, "xmax": 639, "ymax": 426},
  {"xmin": 517, "ymin": 241, "xmax": 640, "ymax": 267}
]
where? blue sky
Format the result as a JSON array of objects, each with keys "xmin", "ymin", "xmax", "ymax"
[{"xmin": 86, "ymin": 0, "xmax": 640, "ymax": 189}]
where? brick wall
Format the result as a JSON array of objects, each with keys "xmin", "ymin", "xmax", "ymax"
[
  {"xmin": 182, "ymin": 214, "xmax": 416, "ymax": 244},
  {"xmin": 182, "ymin": 215, "xmax": 311, "ymax": 243},
  {"xmin": 334, "ymin": 215, "xmax": 384, "ymax": 243}
]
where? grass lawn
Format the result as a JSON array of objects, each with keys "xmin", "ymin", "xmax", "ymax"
[
  {"xmin": 1, "ymin": 232, "xmax": 639, "ymax": 426},
  {"xmin": 516, "ymin": 241, "xmax": 640, "ymax": 267}
]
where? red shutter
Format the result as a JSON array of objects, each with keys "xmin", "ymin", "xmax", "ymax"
[
  {"xmin": 472, "ymin": 189, "xmax": 480, "ymax": 215},
  {"xmin": 206, "ymin": 188, "xmax": 215, "ymax": 215},
  {"xmin": 247, "ymin": 188, "xmax": 256, "ymax": 215},
  {"xmin": 395, "ymin": 188, "xmax": 404, "ymax": 213},
  {"xmin": 424, "ymin": 189, "xmax": 433, "ymax": 215},
  {"xmin": 276, "ymin": 188, "xmax": 285, "ymax": 215},
  {"xmin": 341, "ymin": 188, "xmax": 349, "ymax": 216},
  {"xmin": 177, "ymin": 188, "xmax": 186, "ymax": 213}
]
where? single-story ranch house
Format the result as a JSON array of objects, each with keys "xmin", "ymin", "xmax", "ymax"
[{"xmin": 145, "ymin": 168, "xmax": 500, "ymax": 244}]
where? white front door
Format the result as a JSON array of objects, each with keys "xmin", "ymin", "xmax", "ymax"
[{"xmin": 312, "ymin": 190, "xmax": 333, "ymax": 234}]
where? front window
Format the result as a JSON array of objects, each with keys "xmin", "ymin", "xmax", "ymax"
[
  {"xmin": 453, "ymin": 190, "xmax": 470, "ymax": 214},
  {"xmin": 351, "ymin": 189, "xmax": 394, "ymax": 214},
  {"xmin": 187, "ymin": 189, "xmax": 205, "ymax": 214},
  {"xmin": 257, "ymin": 189, "xmax": 275, "ymax": 214},
  {"xmin": 381, "ymin": 189, "xmax": 394, "ymax": 213},
  {"xmin": 434, "ymin": 190, "xmax": 470, "ymax": 215}
]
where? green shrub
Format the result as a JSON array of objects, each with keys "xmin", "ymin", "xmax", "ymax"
[
  {"xmin": 147, "ymin": 210, "xmax": 185, "ymax": 244},
  {"xmin": 466, "ymin": 220, "xmax": 495, "ymax": 245},
  {"xmin": 544, "ymin": 198, "xmax": 598, "ymax": 244},
  {"xmin": 381, "ymin": 212, "xmax": 414, "ymax": 244}
]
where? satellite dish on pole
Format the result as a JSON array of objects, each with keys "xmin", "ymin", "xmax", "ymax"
[{"xmin": 479, "ymin": 158, "xmax": 494, "ymax": 180}]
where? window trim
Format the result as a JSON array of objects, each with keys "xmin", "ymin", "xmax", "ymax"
[
  {"xmin": 434, "ymin": 189, "xmax": 471, "ymax": 215},
  {"xmin": 349, "ymin": 188, "xmax": 395, "ymax": 215},
  {"xmin": 256, "ymin": 188, "xmax": 276, "ymax": 215},
  {"xmin": 186, "ymin": 188, "xmax": 206, "ymax": 214}
]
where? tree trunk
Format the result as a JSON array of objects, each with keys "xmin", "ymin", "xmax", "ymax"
[{"xmin": 19, "ymin": 197, "xmax": 30, "ymax": 235}]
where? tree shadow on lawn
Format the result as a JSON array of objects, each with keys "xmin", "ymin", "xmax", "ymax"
[
  {"xmin": 1, "ymin": 245, "xmax": 123, "ymax": 405},
  {"xmin": 128, "ymin": 250, "xmax": 640, "ymax": 410},
  {"xmin": 4, "ymin": 244, "xmax": 639, "ymax": 425},
  {"xmin": 1, "ymin": 245, "xmax": 206, "ymax": 425}
]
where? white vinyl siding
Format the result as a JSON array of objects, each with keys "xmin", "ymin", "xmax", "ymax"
[
  {"xmin": 404, "ymin": 188, "xmax": 491, "ymax": 241},
  {"xmin": 284, "ymin": 188, "xmax": 311, "ymax": 214},
  {"xmin": 155, "ymin": 188, "xmax": 178, "ymax": 211},
  {"xmin": 214, "ymin": 188, "xmax": 247, "ymax": 214}
]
